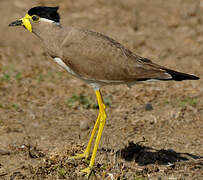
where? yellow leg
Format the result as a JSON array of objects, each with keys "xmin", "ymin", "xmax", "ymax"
[
  {"xmin": 81, "ymin": 90, "xmax": 107, "ymax": 178},
  {"xmin": 69, "ymin": 113, "xmax": 101, "ymax": 160}
]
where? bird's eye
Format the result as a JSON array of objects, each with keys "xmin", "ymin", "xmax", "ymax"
[{"xmin": 32, "ymin": 15, "xmax": 39, "ymax": 22}]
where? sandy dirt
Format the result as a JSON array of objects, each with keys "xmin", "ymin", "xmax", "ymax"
[{"xmin": 0, "ymin": 0, "xmax": 202, "ymax": 179}]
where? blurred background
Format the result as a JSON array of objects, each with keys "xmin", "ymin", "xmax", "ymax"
[{"xmin": 0, "ymin": 0, "xmax": 202, "ymax": 179}]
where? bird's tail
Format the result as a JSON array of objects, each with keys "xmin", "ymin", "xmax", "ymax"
[{"xmin": 165, "ymin": 69, "xmax": 199, "ymax": 81}]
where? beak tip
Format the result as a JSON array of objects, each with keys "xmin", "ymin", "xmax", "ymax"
[{"xmin": 8, "ymin": 20, "xmax": 22, "ymax": 27}]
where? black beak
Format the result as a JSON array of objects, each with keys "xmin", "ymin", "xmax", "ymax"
[{"xmin": 9, "ymin": 20, "xmax": 22, "ymax": 27}]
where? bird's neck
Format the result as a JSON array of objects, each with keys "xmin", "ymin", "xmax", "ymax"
[
  {"xmin": 32, "ymin": 22, "xmax": 66, "ymax": 57},
  {"xmin": 32, "ymin": 22, "xmax": 61, "ymax": 40}
]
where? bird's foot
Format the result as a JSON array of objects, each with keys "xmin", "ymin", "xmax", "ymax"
[
  {"xmin": 81, "ymin": 167, "xmax": 92, "ymax": 178},
  {"xmin": 69, "ymin": 151, "xmax": 89, "ymax": 160}
]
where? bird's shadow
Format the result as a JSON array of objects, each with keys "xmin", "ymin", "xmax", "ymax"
[{"xmin": 115, "ymin": 141, "xmax": 202, "ymax": 166}]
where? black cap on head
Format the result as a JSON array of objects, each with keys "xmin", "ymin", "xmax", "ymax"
[{"xmin": 28, "ymin": 6, "xmax": 60, "ymax": 23}]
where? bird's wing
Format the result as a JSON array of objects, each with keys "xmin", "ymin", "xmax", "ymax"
[{"xmin": 60, "ymin": 28, "xmax": 171, "ymax": 82}]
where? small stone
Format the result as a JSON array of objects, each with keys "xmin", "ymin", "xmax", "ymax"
[
  {"xmin": 145, "ymin": 103, "xmax": 153, "ymax": 111},
  {"xmin": 0, "ymin": 149, "xmax": 11, "ymax": 155},
  {"xmin": 80, "ymin": 120, "xmax": 89, "ymax": 130}
]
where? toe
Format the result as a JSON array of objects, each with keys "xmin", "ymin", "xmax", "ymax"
[
  {"xmin": 81, "ymin": 167, "xmax": 92, "ymax": 178},
  {"xmin": 69, "ymin": 151, "xmax": 89, "ymax": 160}
]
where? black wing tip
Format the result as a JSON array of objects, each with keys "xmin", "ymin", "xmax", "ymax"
[
  {"xmin": 166, "ymin": 69, "xmax": 199, "ymax": 81},
  {"xmin": 54, "ymin": 6, "xmax": 59, "ymax": 10},
  {"xmin": 190, "ymin": 76, "xmax": 200, "ymax": 80},
  {"xmin": 183, "ymin": 75, "xmax": 200, "ymax": 80}
]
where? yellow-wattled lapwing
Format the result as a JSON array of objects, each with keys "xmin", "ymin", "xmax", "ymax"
[{"xmin": 9, "ymin": 6, "xmax": 199, "ymax": 177}]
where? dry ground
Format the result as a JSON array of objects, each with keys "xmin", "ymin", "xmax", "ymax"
[{"xmin": 0, "ymin": 0, "xmax": 202, "ymax": 179}]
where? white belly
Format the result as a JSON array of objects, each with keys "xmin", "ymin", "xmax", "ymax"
[
  {"xmin": 53, "ymin": 57, "xmax": 124, "ymax": 90},
  {"xmin": 53, "ymin": 57, "xmax": 102, "ymax": 89},
  {"xmin": 53, "ymin": 57, "xmax": 78, "ymax": 76}
]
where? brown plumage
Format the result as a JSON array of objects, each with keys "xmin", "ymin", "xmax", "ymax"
[{"xmin": 28, "ymin": 21, "xmax": 199, "ymax": 87}]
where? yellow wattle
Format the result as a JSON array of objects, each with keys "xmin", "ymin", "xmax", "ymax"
[{"xmin": 21, "ymin": 14, "xmax": 32, "ymax": 32}]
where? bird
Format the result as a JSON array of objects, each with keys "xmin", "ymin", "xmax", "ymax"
[{"xmin": 9, "ymin": 6, "xmax": 199, "ymax": 177}]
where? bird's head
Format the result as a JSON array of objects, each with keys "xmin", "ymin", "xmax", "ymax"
[{"xmin": 9, "ymin": 6, "xmax": 60, "ymax": 32}]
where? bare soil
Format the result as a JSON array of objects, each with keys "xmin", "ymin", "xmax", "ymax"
[{"xmin": 0, "ymin": 0, "xmax": 202, "ymax": 179}]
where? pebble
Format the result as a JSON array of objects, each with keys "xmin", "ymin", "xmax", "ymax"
[
  {"xmin": 145, "ymin": 103, "xmax": 153, "ymax": 111},
  {"xmin": 80, "ymin": 120, "xmax": 89, "ymax": 130},
  {"xmin": 0, "ymin": 149, "xmax": 10, "ymax": 155}
]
